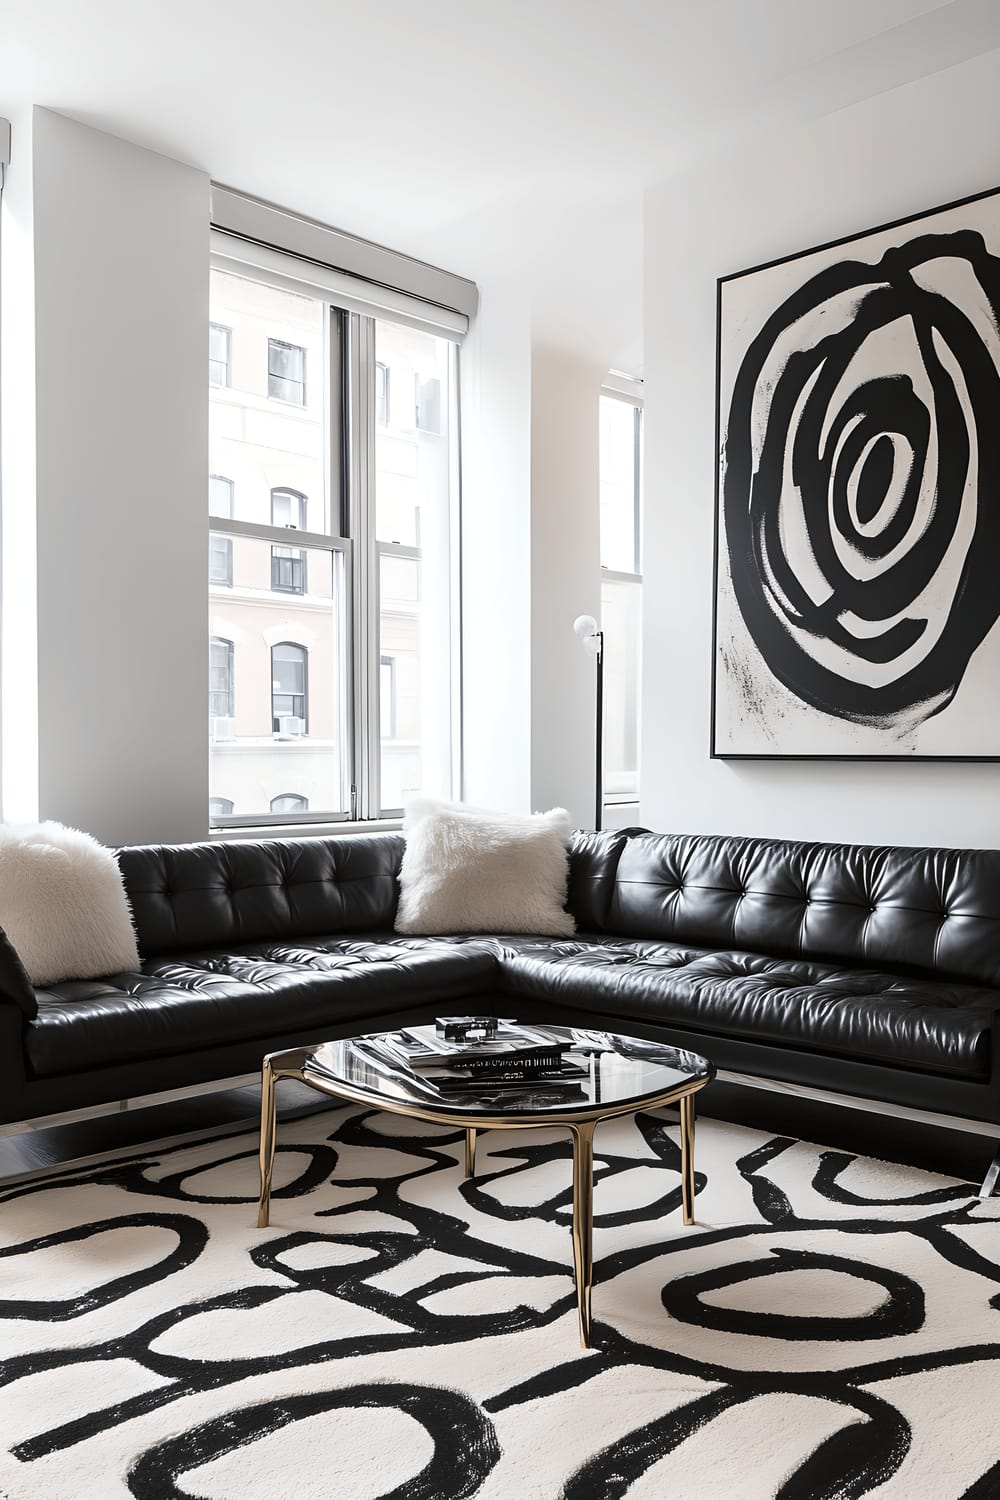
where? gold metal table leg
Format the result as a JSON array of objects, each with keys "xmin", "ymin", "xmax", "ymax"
[
  {"xmin": 257, "ymin": 1057, "xmax": 278, "ymax": 1228},
  {"xmin": 570, "ymin": 1120, "xmax": 596, "ymax": 1348},
  {"xmin": 465, "ymin": 1127, "xmax": 477, "ymax": 1178},
  {"xmin": 680, "ymin": 1092, "xmax": 696, "ymax": 1226}
]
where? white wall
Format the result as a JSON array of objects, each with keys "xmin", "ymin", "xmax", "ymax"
[
  {"xmin": 643, "ymin": 45, "xmax": 1000, "ymax": 849},
  {"xmin": 530, "ymin": 344, "xmax": 602, "ymax": 826},
  {"xmin": 3, "ymin": 108, "xmax": 209, "ymax": 844}
]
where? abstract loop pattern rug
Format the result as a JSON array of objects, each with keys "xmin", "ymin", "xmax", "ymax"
[{"xmin": 1, "ymin": 1105, "xmax": 999, "ymax": 1499}]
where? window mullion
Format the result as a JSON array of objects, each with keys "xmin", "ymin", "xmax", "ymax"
[{"xmin": 348, "ymin": 313, "xmax": 381, "ymax": 820}]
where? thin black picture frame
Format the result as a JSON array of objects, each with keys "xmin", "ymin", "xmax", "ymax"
[{"xmin": 711, "ymin": 180, "xmax": 1000, "ymax": 763}]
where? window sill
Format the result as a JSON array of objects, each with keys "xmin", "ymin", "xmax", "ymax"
[{"xmin": 209, "ymin": 818, "xmax": 403, "ymax": 841}]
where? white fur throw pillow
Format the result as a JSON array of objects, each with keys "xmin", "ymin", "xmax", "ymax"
[
  {"xmin": 395, "ymin": 799, "xmax": 575, "ymax": 936},
  {"xmin": 0, "ymin": 822, "xmax": 140, "ymax": 986}
]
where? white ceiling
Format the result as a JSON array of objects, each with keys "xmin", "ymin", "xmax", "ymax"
[{"xmin": 3, "ymin": 0, "xmax": 999, "ymax": 371}]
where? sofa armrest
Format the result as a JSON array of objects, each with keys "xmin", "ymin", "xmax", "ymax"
[{"xmin": 0, "ymin": 998, "xmax": 27, "ymax": 1103}]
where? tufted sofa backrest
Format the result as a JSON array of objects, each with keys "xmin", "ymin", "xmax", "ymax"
[
  {"xmin": 592, "ymin": 831, "xmax": 1000, "ymax": 988},
  {"xmin": 118, "ymin": 833, "xmax": 405, "ymax": 956}
]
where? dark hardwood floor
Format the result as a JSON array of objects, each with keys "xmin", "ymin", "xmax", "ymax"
[{"xmin": 0, "ymin": 1080, "xmax": 328, "ymax": 1184}]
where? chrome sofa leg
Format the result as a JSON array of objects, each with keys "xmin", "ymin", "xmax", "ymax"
[{"xmin": 979, "ymin": 1146, "xmax": 1000, "ymax": 1200}]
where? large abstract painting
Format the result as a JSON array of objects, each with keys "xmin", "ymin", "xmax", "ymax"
[{"xmin": 713, "ymin": 186, "xmax": 1000, "ymax": 758}]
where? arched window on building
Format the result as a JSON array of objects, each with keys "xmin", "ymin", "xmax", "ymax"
[
  {"xmin": 270, "ymin": 794, "xmax": 309, "ymax": 815},
  {"xmin": 271, "ymin": 642, "xmax": 308, "ymax": 733}
]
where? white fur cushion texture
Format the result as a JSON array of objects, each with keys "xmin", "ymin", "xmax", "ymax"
[
  {"xmin": 395, "ymin": 799, "xmax": 575, "ymax": 937},
  {"xmin": 0, "ymin": 821, "xmax": 140, "ymax": 986}
]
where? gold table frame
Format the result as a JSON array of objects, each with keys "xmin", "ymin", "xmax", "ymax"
[{"xmin": 256, "ymin": 1042, "xmax": 711, "ymax": 1348}]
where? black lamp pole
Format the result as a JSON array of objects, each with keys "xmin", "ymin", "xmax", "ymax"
[
  {"xmin": 573, "ymin": 614, "xmax": 604, "ymax": 832},
  {"xmin": 594, "ymin": 630, "xmax": 604, "ymax": 832}
]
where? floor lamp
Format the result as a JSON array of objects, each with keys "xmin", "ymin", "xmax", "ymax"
[{"xmin": 573, "ymin": 614, "xmax": 604, "ymax": 831}]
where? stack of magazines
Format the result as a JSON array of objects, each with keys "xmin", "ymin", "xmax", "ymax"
[{"xmin": 365, "ymin": 1022, "xmax": 586, "ymax": 1093}]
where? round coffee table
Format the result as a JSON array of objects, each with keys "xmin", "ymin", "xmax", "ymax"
[{"xmin": 256, "ymin": 1024, "xmax": 714, "ymax": 1347}]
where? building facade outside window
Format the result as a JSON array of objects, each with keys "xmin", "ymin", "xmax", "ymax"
[
  {"xmin": 209, "ymin": 797, "xmax": 234, "ymax": 818},
  {"xmin": 599, "ymin": 384, "xmax": 643, "ymax": 804},
  {"xmin": 209, "ymin": 323, "xmax": 231, "ymax": 388},
  {"xmin": 375, "ymin": 362, "xmax": 389, "ymax": 427},
  {"xmin": 270, "ymin": 488, "xmax": 307, "ymax": 594},
  {"xmin": 209, "ymin": 476, "xmax": 234, "ymax": 586},
  {"xmin": 414, "ymin": 374, "xmax": 441, "ymax": 433},
  {"xmin": 270, "ymin": 793, "xmax": 309, "ymax": 814},
  {"xmin": 267, "ymin": 338, "xmax": 306, "ymax": 405},
  {"xmin": 379, "ymin": 654, "xmax": 397, "ymax": 739},
  {"xmin": 209, "ymin": 637, "xmax": 234, "ymax": 720},
  {"xmin": 271, "ymin": 642, "xmax": 308, "ymax": 733},
  {"xmin": 208, "ymin": 258, "xmax": 458, "ymax": 828}
]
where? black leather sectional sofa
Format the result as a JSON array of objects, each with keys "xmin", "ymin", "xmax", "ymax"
[{"xmin": 3, "ymin": 827, "xmax": 999, "ymax": 1191}]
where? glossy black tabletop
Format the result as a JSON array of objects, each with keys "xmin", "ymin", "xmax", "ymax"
[{"xmin": 301, "ymin": 1023, "xmax": 714, "ymax": 1120}]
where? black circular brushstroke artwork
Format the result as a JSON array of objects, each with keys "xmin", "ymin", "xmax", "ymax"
[{"xmin": 722, "ymin": 226, "xmax": 1000, "ymax": 731}]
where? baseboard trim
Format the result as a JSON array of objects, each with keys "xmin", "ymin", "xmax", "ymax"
[
  {"xmin": 0, "ymin": 1073, "xmax": 260, "ymax": 1140},
  {"xmin": 718, "ymin": 1068, "xmax": 1000, "ymax": 1197}
]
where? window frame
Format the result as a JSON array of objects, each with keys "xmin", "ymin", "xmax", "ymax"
[{"xmin": 208, "ymin": 245, "xmax": 463, "ymax": 833}]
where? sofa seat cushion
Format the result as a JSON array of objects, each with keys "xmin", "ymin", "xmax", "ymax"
[
  {"xmin": 25, "ymin": 934, "xmax": 499, "ymax": 1078},
  {"xmin": 493, "ymin": 936, "xmax": 1000, "ymax": 1080}
]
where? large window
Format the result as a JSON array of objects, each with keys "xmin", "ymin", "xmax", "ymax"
[
  {"xmin": 599, "ymin": 387, "xmax": 642, "ymax": 803},
  {"xmin": 208, "ymin": 262, "xmax": 458, "ymax": 828}
]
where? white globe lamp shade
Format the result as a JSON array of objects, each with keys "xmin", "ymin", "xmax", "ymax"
[{"xmin": 573, "ymin": 615, "xmax": 601, "ymax": 656}]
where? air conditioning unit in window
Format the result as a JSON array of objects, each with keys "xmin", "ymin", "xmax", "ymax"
[
  {"xmin": 211, "ymin": 717, "xmax": 236, "ymax": 742},
  {"xmin": 275, "ymin": 716, "xmax": 305, "ymax": 740}
]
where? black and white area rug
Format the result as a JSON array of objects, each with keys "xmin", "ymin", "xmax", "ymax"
[{"xmin": 1, "ymin": 1105, "xmax": 999, "ymax": 1499}]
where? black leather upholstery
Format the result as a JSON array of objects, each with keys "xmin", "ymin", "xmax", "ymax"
[
  {"xmin": 494, "ymin": 936, "xmax": 997, "ymax": 1079},
  {"xmin": 607, "ymin": 832, "xmax": 1000, "ymax": 988},
  {"xmin": 3, "ymin": 825, "xmax": 1000, "ymax": 1134},
  {"xmin": 565, "ymin": 829, "xmax": 633, "ymax": 930},
  {"xmin": 27, "ymin": 935, "xmax": 497, "ymax": 1077},
  {"xmin": 119, "ymin": 835, "xmax": 405, "ymax": 956}
]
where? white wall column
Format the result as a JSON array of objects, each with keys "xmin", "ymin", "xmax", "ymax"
[
  {"xmin": 530, "ymin": 344, "xmax": 602, "ymax": 827},
  {"xmin": 5, "ymin": 108, "xmax": 210, "ymax": 845},
  {"xmin": 459, "ymin": 282, "xmax": 533, "ymax": 812}
]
